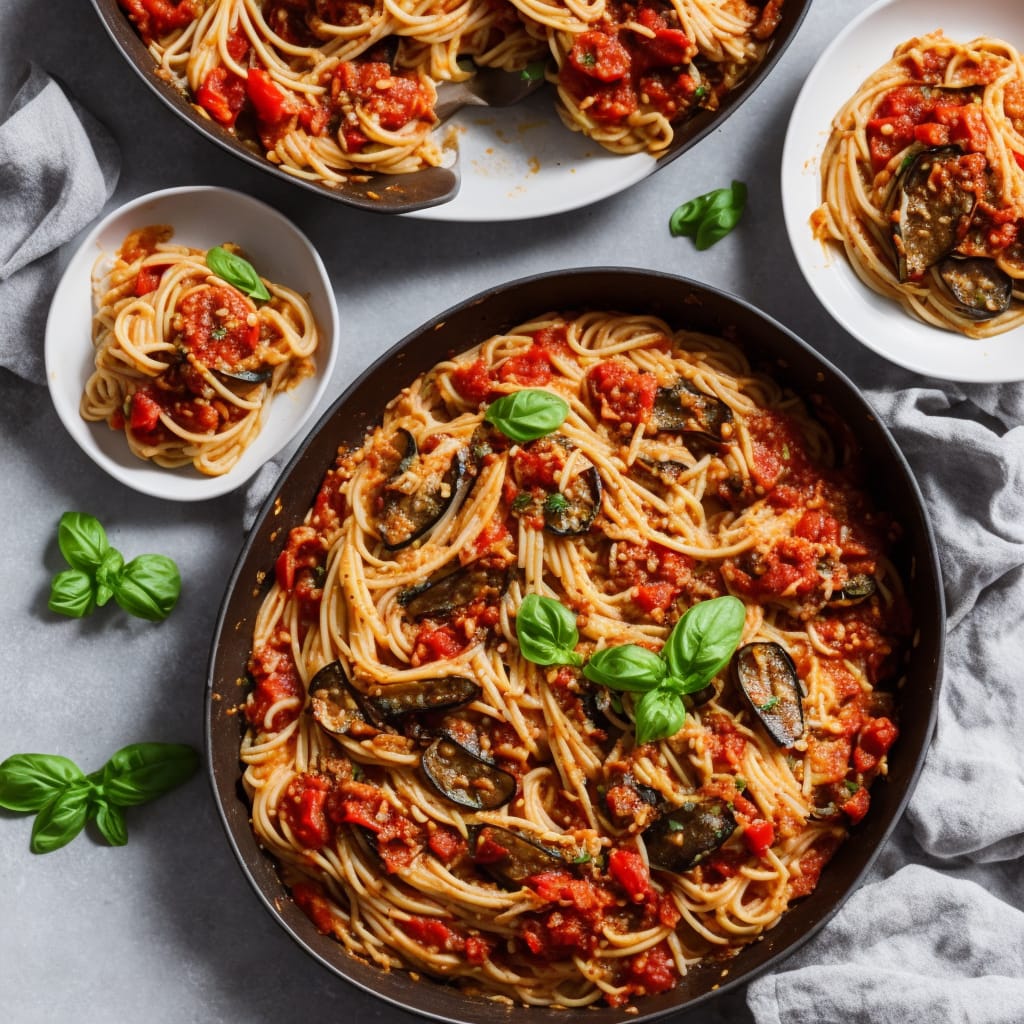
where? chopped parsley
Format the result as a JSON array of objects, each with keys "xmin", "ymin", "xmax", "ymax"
[{"xmin": 544, "ymin": 492, "xmax": 570, "ymax": 513}]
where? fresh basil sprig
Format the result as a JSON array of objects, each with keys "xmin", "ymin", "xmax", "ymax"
[
  {"xmin": 516, "ymin": 593, "xmax": 582, "ymax": 666},
  {"xmin": 669, "ymin": 181, "xmax": 747, "ymax": 251},
  {"xmin": 0, "ymin": 744, "xmax": 199, "ymax": 854},
  {"xmin": 48, "ymin": 512, "xmax": 181, "ymax": 622},
  {"xmin": 484, "ymin": 389, "xmax": 569, "ymax": 442},
  {"xmin": 206, "ymin": 245, "xmax": 271, "ymax": 301},
  {"xmin": 584, "ymin": 595, "xmax": 746, "ymax": 744}
]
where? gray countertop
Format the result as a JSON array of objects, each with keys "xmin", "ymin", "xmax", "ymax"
[{"xmin": 0, "ymin": 1, "xmax": 928, "ymax": 1021}]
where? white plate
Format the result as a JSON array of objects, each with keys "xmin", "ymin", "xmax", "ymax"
[
  {"xmin": 409, "ymin": 92, "xmax": 657, "ymax": 222},
  {"xmin": 45, "ymin": 186, "xmax": 339, "ymax": 501},
  {"xmin": 781, "ymin": 0, "xmax": 1024, "ymax": 382}
]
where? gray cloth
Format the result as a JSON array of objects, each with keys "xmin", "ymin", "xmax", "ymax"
[
  {"xmin": 0, "ymin": 64, "xmax": 120, "ymax": 385},
  {"xmin": 747, "ymin": 382, "xmax": 1024, "ymax": 1022}
]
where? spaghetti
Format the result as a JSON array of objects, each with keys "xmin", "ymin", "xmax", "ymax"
[
  {"xmin": 115, "ymin": 0, "xmax": 784, "ymax": 184},
  {"xmin": 815, "ymin": 31, "xmax": 1024, "ymax": 337},
  {"xmin": 81, "ymin": 226, "xmax": 318, "ymax": 476},
  {"xmin": 239, "ymin": 309, "xmax": 909, "ymax": 1009}
]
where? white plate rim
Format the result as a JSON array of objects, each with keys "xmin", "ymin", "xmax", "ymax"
[
  {"xmin": 780, "ymin": 0, "xmax": 1024, "ymax": 383},
  {"xmin": 44, "ymin": 185, "xmax": 340, "ymax": 501}
]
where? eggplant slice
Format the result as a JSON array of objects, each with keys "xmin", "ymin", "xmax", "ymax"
[
  {"xmin": 379, "ymin": 431, "xmax": 469, "ymax": 550},
  {"xmin": 421, "ymin": 734, "xmax": 516, "ymax": 810},
  {"xmin": 732, "ymin": 641, "xmax": 804, "ymax": 746},
  {"xmin": 472, "ymin": 825, "xmax": 568, "ymax": 887},
  {"xmin": 512, "ymin": 436, "xmax": 602, "ymax": 536},
  {"xmin": 366, "ymin": 676, "xmax": 481, "ymax": 719},
  {"xmin": 889, "ymin": 146, "xmax": 977, "ymax": 281},
  {"xmin": 643, "ymin": 799, "xmax": 737, "ymax": 872},
  {"xmin": 937, "ymin": 256, "xmax": 1013, "ymax": 320},
  {"xmin": 399, "ymin": 564, "xmax": 510, "ymax": 619},
  {"xmin": 309, "ymin": 661, "xmax": 385, "ymax": 737},
  {"xmin": 829, "ymin": 572, "xmax": 877, "ymax": 608},
  {"xmin": 544, "ymin": 465, "xmax": 602, "ymax": 535},
  {"xmin": 311, "ymin": 661, "xmax": 480, "ymax": 736},
  {"xmin": 631, "ymin": 456, "xmax": 689, "ymax": 492},
  {"xmin": 215, "ymin": 366, "xmax": 273, "ymax": 384},
  {"xmin": 652, "ymin": 380, "xmax": 734, "ymax": 448}
]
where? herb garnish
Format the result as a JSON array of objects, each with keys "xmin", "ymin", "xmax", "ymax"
[
  {"xmin": 48, "ymin": 512, "xmax": 181, "ymax": 622},
  {"xmin": 669, "ymin": 181, "xmax": 748, "ymax": 251},
  {"xmin": 0, "ymin": 744, "xmax": 199, "ymax": 853},
  {"xmin": 206, "ymin": 245, "xmax": 271, "ymax": 301},
  {"xmin": 520, "ymin": 59, "xmax": 548, "ymax": 81},
  {"xmin": 516, "ymin": 593, "xmax": 582, "ymax": 667},
  {"xmin": 484, "ymin": 389, "xmax": 569, "ymax": 442},
  {"xmin": 583, "ymin": 596, "xmax": 746, "ymax": 744}
]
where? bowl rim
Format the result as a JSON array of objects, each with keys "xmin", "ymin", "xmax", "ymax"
[
  {"xmin": 89, "ymin": 0, "xmax": 810, "ymax": 220},
  {"xmin": 44, "ymin": 183, "xmax": 340, "ymax": 502},
  {"xmin": 205, "ymin": 267, "xmax": 944, "ymax": 1022}
]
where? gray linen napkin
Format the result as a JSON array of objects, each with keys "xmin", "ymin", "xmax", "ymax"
[
  {"xmin": 747, "ymin": 381, "xmax": 1024, "ymax": 1021},
  {"xmin": 0, "ymin": 64, "xmax": 120, "ymax": 385}
]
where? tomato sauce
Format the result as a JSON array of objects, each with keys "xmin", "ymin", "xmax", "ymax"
[
  {"xmin": 559, "ymin": 1, "xmax": 700, "ymax": 127},
  {"xmin": 586, "ymin": 359, "xmax": 658, "ymax": 426},
  {"xmin": 246, "ymin": 639, "xmax": 304, "ymax": 731},
  {"xmin": 867, "ymin": 86, "xmax": 989, "ymax": 171},
  {"xmin": 117, "ymin": 0, "xmax": 197, "ymax": 43},
  {"xmin": 180, "ymin": 284, "xmax": 260, "ymax": 369}
]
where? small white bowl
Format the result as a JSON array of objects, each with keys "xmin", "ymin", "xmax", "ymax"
[
  {"xmin": 781, "ymin": 0, "xmax": 1024, "ymax": 383},
  {"xmin": 45, "ymin": 185, "xmax": 339, "ymax": 500}
]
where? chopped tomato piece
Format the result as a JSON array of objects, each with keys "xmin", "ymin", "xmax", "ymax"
[
  {"xmin": 400, "ymin": 915, "xmax": 462, "ymax": 951},
  {"xmin": 427, "ymin": 827, "xmax": 467, "ymax": 864},
  {"xmin": 742, "ymin": 819, "xmax": 775, "ymax": 858},
  {"xmin": 134, "ymin": 264, "xmax": 167, "ymax": 296},
  {"xmin": 117, "ymin": 0, "xmax": 197, "ymax": 42},
  {"xmin": 451, "ymin": 358, "xmax": 494, "ymax": 405},
  {"xmin": 624, "ymin": 941, "xmax": 677, "ymax": 995},
  {"xmin": 853, "ymin": 716, "xmax": 898, "ymax": 773},
  {"xmin": 569, "ymin": 31, "xmax": 631, "ymax": 82},
  {"xmin": 246, "ymin": 67, "xmax": 300, "ymax": 124},
  {"xmin": 283, "ymin": 775, "xmax": 332, "ymax": 849},
  {"xmin": 841, "ymin": 785, "xmax": 871, "ymax": 824},
  {"xmin": 129, "ymin": 389, "xmax": 162, "ymax": 433},
  {"xmin": 196, "ymin": 66, "xmax": 247, "ymax": 127},
  {"xmin": 291, "ymin": 881, "xmax": 335, "ymax": 933},
  {"xmin": 607, "ymin": 847, "xmax": 651, "ymax": 903}
]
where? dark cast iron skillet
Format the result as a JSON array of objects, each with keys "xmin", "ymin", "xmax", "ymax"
[
  {"xmin": 206, "ymin": 268, "xmax": 945, "ymax": 1023},
  {"xmin": 90, "ymin": 0, "xmax": 810, "ymax": 215}
]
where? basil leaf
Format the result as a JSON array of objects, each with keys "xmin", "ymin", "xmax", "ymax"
[
  {"xmin": 113, "ymin": 554, "xmax": 181, "ymax": 621},
  {"xmin": 634, "ymin": 687, "xmax": 686, "ymax": 745},
  {"xmin": 94, "ymin": 801, "xmax": 128, "ymax": 847},
  {"xmin": 101, "ymin": 743, "xmax": 199, "ymax": 806},
  {"xmin": 583, "ymin": 644, "xmax": 667, "ymax": 691},
  {"xmin": 520, "ymin": 59, "xmax": 548, "ymax": 82},
  {"xmin": 663, "ymin": 595, "xmax": 746, "ymax": 687},
  {"xmin": 669, "ymin": 181, "xmax": 747, "ymax": 250},
  {"xmin": 94, "ymin": 547, "xmax": 126, "ymax": 607},
  {"xmin": 30, "ymin": 785, "xmax": 92, "ymax": 854},
  {"xmin": 48, "ymin": 569, "xmax": 97, "ymax": 618},
  {"xmin": 206, "ymin": 246, "xmax": 271, "ymax": 301},
  {"xmin": 484, "ymin": 389, "xmax": 569, "ymax": 442},
  {"xmin": 0, "ymin": 754, "xmax": 86, "ymax": 812},
  {"xmin": 57, "ymin": 511, "xmax": 110, "ymax": 572},
  {"xmin": 516, "ymin": 593, "xmax": 582, "ymax": 666}
]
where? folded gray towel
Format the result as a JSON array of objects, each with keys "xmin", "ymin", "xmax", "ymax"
[
  {"xmin": 747, "ymin": 379, "xmax": 1024, "ymax": 1020},
  {"xmin": 748, "ymin": 864, "xmax": 1024, "ymax": 1023},
  {"xmin": 0, "ymin": 64, "xmax": 120, "ymax": 384}
]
